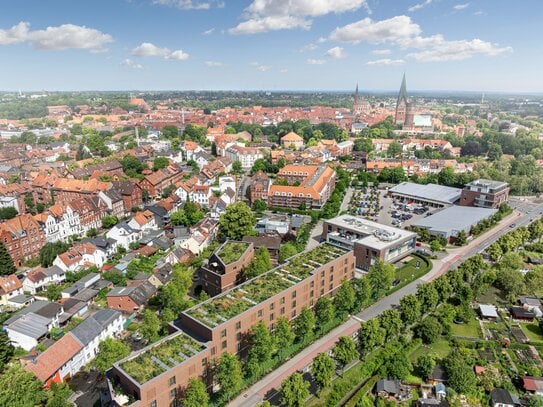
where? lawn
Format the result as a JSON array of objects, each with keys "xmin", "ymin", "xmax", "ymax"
[
  {"xmin": 395, "ymin": 255, "xmax": 431, "ymax": 283},
  {"xmin": 451, "ymin": 318, "xmax": 482, "ymax": 338},
  {"xmin": 409, "ymin": 340, "xmax": 451, "ymax": 362},
  {"xmin": 520, "ymin": 322, "xmax": 543, "ymax": 344},
  {"xmin": 476, "ymin": 286, "xmax": 508, "ymax": 306}
]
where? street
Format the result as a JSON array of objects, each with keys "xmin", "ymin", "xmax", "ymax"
[{"xmin": 229, "ymin": 199, "xmax": 543, "ymax": 407}]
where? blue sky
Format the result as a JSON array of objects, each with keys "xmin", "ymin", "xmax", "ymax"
[{"xmin": 0, "ymin": 0, "xmax": 541, "ymax": 92}]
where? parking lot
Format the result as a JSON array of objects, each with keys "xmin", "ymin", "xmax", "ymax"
[{"xmin": 377, "ymin": 191, "xmax": 443, "ymax": 228}]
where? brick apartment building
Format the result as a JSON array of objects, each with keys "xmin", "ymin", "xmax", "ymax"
[
  {"xmin": 111, "ymin": 181, "xmax": 144, "ymax": 214},
  {"xmin": 459, "ymin": 179, "xmax": 510, "ymax": 209},
  {"xmin": 199, "ymin": 241, "xmax": 254, "ymax": 296},
  {"xmin": 268, "ymin": 164, "xmax": 336, "ymax": 209},
  {"xmin": 0, "ymin": 214, "xmax": 46, "ymax": 267},
  {"xmin": 52, "ymin": 179, "xmax": 111, "ymax": 206},
  {"xmin": 323, "ymin": 215, "xmax": 417, "ymax": 270},
  {"xmin": 138, "ymin": 166, "xmax": 184, "ymax": 198},
  {"xmin": 108, "ymin": 244, "xmax": 354, "ymax": 406},
  {"xmin": 248, "ymin": 171, "xmax": 270, "ymax": 205}
]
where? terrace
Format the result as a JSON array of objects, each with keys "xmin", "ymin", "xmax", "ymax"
[
  {"xmin": 216, "ymin": 241, "xmax": 250, "ymax": 265},
  {"xmin": 186, "ymin": 244, "xmax": 347, "ymax": 327},
  {"xmin": 118, "ymin": 332, "xmax": 206, "ymax": 384}
]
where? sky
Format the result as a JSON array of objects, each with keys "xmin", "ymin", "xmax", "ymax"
[{"xmin": 0, "ymin": 0, "xmax": 541, "ymax": 93}]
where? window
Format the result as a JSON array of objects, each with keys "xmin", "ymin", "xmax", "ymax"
[
  {"xmin": 291, "ymin": 310, "xmax": 297, "ymax": 318},
  {"xmin": 321, "ymin": 279, "xmax": 325, "ymax": 286},
  {"xmin": 257, "ymin": 310, "xmax": 263, "ymax": 317},
  {"xmin": 280, "ymin": 307, "xmax": 285, "ymax": 315},
  {"xmin": 150, "ymin": 402, "xmax": 157, "ymax": 407},
  {"xmin": 269, "ymin": 303, "xmax": 275, "ymax": 310},
  {"xmin": 280, "ymin": 297, "xmax": 285, "ymax": 304},
  {"xmin": 221, "ymin": 341, "xmax": 227, "ymax": 349},
  {"xmin": 321, "ymin": 271, "xmax": 325, "ymax": 277},
  {"xmin": 329, "ymin": 275, "xmax": 334, "ymax": 282},
  {"xmin": 330, "ymin": 266, "xmax": 334, "ymax": 272},
  {"xmin": 211, "ymin": 347, "xmax": 216, "ymax": 356},
  {"xmin": 329, "ymin": 283, "xmax": 333, "ymax": 291},
  {"xmin": 310, "ymin": 281, "xmax": 314, "ymax": 288},
  {"xmin": 292, "ymin": 291, "xmax": 297, "ymax": 298},
  {"xmin": 170, "ymin": 389, "xmax": 177, "ymax": 399},
  {"xmin": 292, "ymin": 300, "xmax": 297, "ymax": 308},
  {"xmin": 236, "ymin": 332, "xmax": 242, "ymax": 341},
  {"xmin": 202, "ymin": 358, "xmax": 207, "ymax": 367},
  {"xmin": 235, "ymin": 321, "xmax": 241, "ymax": 330},
  {"xmin": 221, "ymin": 329, "xmax": 227, "ymax": 338},
  {"xmin": 169, "ymin": 376, "xmax": 176, "ymax": 386},
  {"xmin": 310, "ymin": 290, "xmax": 314, "ymax": 297}
]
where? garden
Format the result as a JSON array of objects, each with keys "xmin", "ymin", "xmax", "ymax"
[{"xmin": 216, "ymin": 242, "xmax": 250, "ymax": 265}]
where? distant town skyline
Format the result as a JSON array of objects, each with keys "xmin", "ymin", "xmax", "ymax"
[{"xmin": 0, "ymin": 0, "xmax": 541, "ymax": 92}]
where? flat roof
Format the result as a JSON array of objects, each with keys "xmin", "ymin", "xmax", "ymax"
[
  {"xmin": 412, "ymin": 206, "xmax": 497, "ymax": 234},
  {"xmin": 467, "ymin": 179, "xmax": 509, "ymax": 189},
  {"xmin": 325, "ymin": 215, "xmax": 417, "ymax": 250},
  {"xmin": 389, "ymin": 182, "xmax": 461, "ymax": 205},
  {"xmin": 479, "ymin": 304, "xmax": 499, "ymax": 318}
]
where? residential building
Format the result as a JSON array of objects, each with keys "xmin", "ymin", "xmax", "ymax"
[
  {"xmin": 459, "ymin": 179, "xmax": 510, "ymax": 209},
  {"xmin": 489, "ymin": 388, "xmax": 520, "ymax": 407},
  {"xmin": 22, "ymin": 265, "xmax": 65, "ymax": 294},
  {"xmin": 128, "ymin": 210, "xmax": 157, "ymax": 232},
  {"xmin": 111, "ymin": 181, "xmax": 144, "ymax": 214},
  {"xmin": 248, "ymin": 171, "xmax": 270, "ymax": 204},
  {"xmin": 53, "ymin": 242, "xmax": 107, "ymax": 272},
  {"xmin": 36, "ymin": 204, "xmax": 81, "ymax": 243},
  {"xmin": 323, "ymin": 215, "xmax": 417, "ymax": 270},
  {"xmin": 106, "ymin": 282, "xmax": 157, "ymax": 312},
  {"xmin": 0, "ymin": 214, "xmax": 46, "ymax": 267},
  {"xmin": 268, "ymin": 164, "xmax": 336, "ymax": 209},
  {"xmin": 106, "ymin": 222, "xmax": 141, "ymax": 250},
  {"xmin": 51, "ymin": 178, "xmax": 111, "ymax": 206},
  {"xmin": 280, "ymin": 131, "xmax": 304, "ymax": 150},
  {"xmin": 225, "ymin": 145, "xmax": 263, "ymax": 170},
  {"xmin": 0, "ymin": 274, "xmax": 23, "ymax": 308}
]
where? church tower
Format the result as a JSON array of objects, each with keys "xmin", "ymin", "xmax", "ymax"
[
  {"xmin": 353, "ymin": 83, "xmax": 370, "ymax": 116},
  {"xmin": 395, "ymin": 73, "xmax": 409, "ymax": 125}
]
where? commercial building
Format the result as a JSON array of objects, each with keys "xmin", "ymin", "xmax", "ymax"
[
  {"xmin": 388, "ymin": 182, "xmax": 462, "ymax": 207},
  {"xmin": 108, "ymin": 244, "xmax": 354, "ymax": 406},
  {"xmin": 323, "ymin": 215, "xmax": 417, "ymax": 270},
  {"xmin": 411, "ymin": 205, "xmax": 498, "ymax": 241},
  {"xmin": 199, "ymin": 241, "xmax": 254, "ymax": 296},
  {"xmin": 268, "ymin": 164, "xmax": 336, "ymax": 209},
  {"xmin": 459, "ymin": 179, "xmax": 510, "ymax": 209}
]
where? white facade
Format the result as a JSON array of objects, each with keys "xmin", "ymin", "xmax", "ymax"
[
  {"xmin": 43, "ymin": 207, "xmax": 81, "ymax": 243},
  {"xmin": 106, "ymin": 224, "xmax": 141, "ymax": 250}
]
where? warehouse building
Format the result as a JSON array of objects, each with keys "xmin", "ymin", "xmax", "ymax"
[{"xmin": 388, "ymin": 182, "xmax": 462, "ymax": 207}]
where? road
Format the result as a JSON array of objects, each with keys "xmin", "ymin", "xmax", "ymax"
[{"xmin": 229, "ymin": 200, "xmax": 543, "ymax": 407}]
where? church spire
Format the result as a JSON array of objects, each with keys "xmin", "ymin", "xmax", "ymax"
[{"xmin": 397, "ymin": 73, "xmax": 408, "ymax": 104}]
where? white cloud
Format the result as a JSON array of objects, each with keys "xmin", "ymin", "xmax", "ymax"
[
  {"xmin": 120, "ymin": 59, "xmax": 143, "ymax": 69},
  {"xmin": 408, "ymin": 0, "xmax": 432, "ymax": 12},
  {"xmin": 473, "ymin": 10, "xmax": 485, "ymax": 16},
  {"xmin": 307, "ymin": 58, "xmax": 326, "ymax": 65},
  {"xmin": 330, "ymin": 16, "xmax": 421, "ymax": 44},
  {"xmin": 300, "ymin": 43, "xmax": 318, "ymax": 52},
  {"xmin": 453, "ymin": 3, "xmax": 470, "ymax": 10},
  {"xmin": 407, "ymin": 38, "xmax": 512, "ymax": 61},
  {"xmin": 325, "ymin": 46, "xmax": 345, "ymax": 59},
  {"xmin": 250, "ymin": 62, "xmax": 271, "ymax": 71},
  {"xmin": 205, "ymin": 60, "xmax": 223, "ymax": 67},
  {"xmin": 280, "ymin": 68, "xmax": 288, "ymax": 73},
  {"xmin": 202, "ymin": 28, "xmax": 215, "ymax": 35},
  {"xmin": 366, "ymin": 58, "xmax": 405, "ymax": 65},
  {"xmin": 317, "ymin": 36, "xmax": 327, "ymax": 43},
  {"xmin": 0, "ymin": 21, "xmax": 112, "ymax": 51},
  {"xmin": 371, "ymin": 49, "xmax": 391, "ymax": 55},
  {"xmin": 229, "ymin": 0, "xmax": 368, "ymax": 34},
  {"xmin": 152, "ymin": 0, "xmax": 223, "ymax": 10},
  {"xmin": 132, "ymin": 42, "xmax": 189, "ymax": 60}
]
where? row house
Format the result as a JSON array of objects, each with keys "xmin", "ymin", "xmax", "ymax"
[
  {"xmin": 31, "ymin": 171, "xmax": 60, "ymax": 205},
  {"xmin": 224, "ymin": 145, "xmax": 264, "ymax": 170},
  {"xmin": 22, "ymin": 265, "xmax": 66, "ymax": 295},
  {"xmin": 111, "ymin": 181, "xmax": 144, "ymax": 214},
  {"xmin": 182, "ymin": 140, "xmax": 204, "ymax": 161},
  {"xmin": 35, "ymin": 204, "xmax": 81, "ymax": 243},
  {"xmin": 67, "ymin": 160, "xmax": 125, "ymax": 180},
  {"xmin": 51, "ymin": 178, "xmax": 112, "ymax": 206},
  {"xmin": 106, "ymin": 222, "xmax": 142, "ymax": 250},
  {"xmin": 179, "ymin": 217, "xmax": 219, "ymax": 255},
  {"xmin": 138, "ymin": 165, "xmax": 184, "ymax": 198},
  {"xmin": 0, "ymin": 274, "xmax": 24, "ymax": 308},
  {"xmin": 53, "ymin": 242, "xmax": 107, "ymax": 272},
  {"xmin": 0, "ymin": 183, "xmax": 28, "ymax": 213},
  {"xmin": 98, "ymin": 189, "xmax": 125, "ymax": 218},
  {"xmin": 128, "ymin": 210, "xmax": 157, "ymax": 232},
  {"xmin": 201, "ymin": 156, "xmax": 232, "ymax": 179},
  {"xmin": 0, "ymin": 214, "xmax": 46, "ymax": 267},
  {"xmin": 68, "ymin": 197, "xmax": 107, "ymax": 234},
  {"xmin": 248, "ymin": 171, "xmax": 270, "ymax": 204}
]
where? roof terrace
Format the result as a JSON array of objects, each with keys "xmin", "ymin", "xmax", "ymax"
[
  {"xmin": 185, "ymin": 243, "xmax": 347, "ymax": 328},
  {"xmin": 216, "ymin": 241, "xmax": 250, "ymax": 265}
]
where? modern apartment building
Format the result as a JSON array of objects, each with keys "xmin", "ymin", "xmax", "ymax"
[
  {"xmin": 268, "ymin": 164, "xmax": 336, "ymax": 209},
  {"xmin": 323, "ymin": 215, "xmax": 417, "ymax": 270},
  {"xmin": 459, "ymin": 179, "xmax": 510, "ymax": 209},
  {"xmin": 108, "ymin": 244, "xmax": 354, "ymax": 407}
]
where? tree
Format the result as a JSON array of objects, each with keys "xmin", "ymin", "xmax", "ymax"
[
  {"xmin": 314, "ymin": 296, "xmax": 335, "ymax": 330},
  {"xmin": 215, "ymin": 352, "xmax": 243, "ymax": 400},
  {"xmin": 46, "ymin": 284, "xmax": 63, "ymax": 301},
  {"xmin": 153, "ymin": 156, "xmax": 170, "ymax": 171},
  {"xmin": 182, "ymin": 377, "xmax": 209, "ymax": 407},
  {"xmin": 311, "ymin": 353, "xmax": 335, "ymax": 394},
  {"xmin": 430, "ymin": 239, "xmax": 442, "ymax": 252},
  {"xmin": 46, "ymin": 382, "xmax": 73, "ymax": 407},
  {"xmin": 387, "ymin": 141, "xmax": 402, "ymax": 158},
  {"xmin": 247, "ymin": 321, "xmax": 274, "ymax": 376},
  {"xmin": 417, "ymin": 283, "xmax": 439, "ymax": 310},
  {"xmin": 162, "ymin": 125, "xmax": 179, "ymax": 139},
  {"xmin": 445, "ymin": 353, "xmax": 477, "ymax": 395},
  {"xmin": 160, "ymin": 265, "xmax": 193, "ymax": 314},
  {"xmin": 399, "ymin": 294, "xmax": 421, "ymax": 326},
  {"xmin": 383, "ymin": 349, "xmax": 412, "ymax": 380},
  {"xmin": 245, "ymin": 247, "xmax": 273, "ymax": 279},
  {"xmin": 253, "ymin": 199, "xmax": 267, "ymax": 212},
  {"xmin": 0, "ymin": 364, "xmax": 48, "ymax": 406},
  {"xmin": 353, "ymin": 277, "xmax": 372, "ymax": 310},
  {"xmin": 334, "ymin": 280, "xmax": 356, "ymax": 318},
  {"xmin": 495, "ymin": 268, "xmax": 525, "ymax": 302},
  {"xmin": 140, "ymin": 309, "xmax": 161, "ymax": 342},
  {"xmin": 279, "ymin": 242, "xmax": 298, "ymax": 263},
  {"xmin": 416, "ymin": 354, "xmax": 435, "ymax": 380},
  {"xmin": 333, "ymin": 336, "xmax": 358, "ymax": 371},
  {"xmin": 294, "ymin": 307, "xmax": 316, "ymax": 342},
  {"xmin": 378, "ymin": 309, "xmax": 402, "ymax": 340},
  {"xmin": 437, "ymin": 166, "xmax": 456, "ymax": 187},
  {"xmin": 120, "ymin": 154, "xmax": 145, "ymax": 177},
  {"xmin": 250, "ymin": 158, "xmax": 268, "ymax": 174},
  {"xmin": 232, "ymin": 160, "xmax": 243, "ymax": 172},
  {"xmin": 93, "ymin": 338, "xmax": 130, "ymax": 374},
  {"xmin": 0, "ymin": 242, "xmax": 15, "ymax": 275},
  {"xmin": 101, "ymin": 215, "xmax": 119, "ymax": 229},
  {"xmin": 281, "ymin": 372, "xmax": 310, "ymax": 407},
  {"xmin": 0, "ymin": 207, "xmax": 17, "ymax": 220},
  {"xmin": 219, "ymin": 202, "xmax": 256, "ymax": 240},
  {"xmin": 0, "ymin": 332, "xmax": 13, "ymax": 369},
  {"xmin": 274, "ymin": 316, "xmax": 295, "ymax": 357},
  {"xmin": 358, "ymin": 319, "xmax": 385, "ymax": 354},
  {"xmin": 414, "ymin": 316, "xmax": 442, "ymax": 344},
  {"xmin": 39, "ymin": 241, "xmax": 69, "ymax": 268},
  {"xmin": 367, "ymin": 260, "xmax": 394, "ymax": 299},
  {"xmin": 455, "ymin": 230, "xmax": 467, "ymax": 246}
]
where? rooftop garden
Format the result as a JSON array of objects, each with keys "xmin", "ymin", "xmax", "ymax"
[
  {"xmin": 119, "ymin": 333, "xmax": 205, "ymax": 384},
  {"xmin": 217, "ymin": 242, "xmax": 250, "ymax": 265},
  {"xmin": 186, "ymin": 244, "xmax": 346, "ymax": 327}
]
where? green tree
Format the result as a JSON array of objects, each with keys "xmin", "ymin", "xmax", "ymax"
[
  {"xmin": 245, "ymin": 247, "xmax": 273, "ymax": 279},
  {"xmin": 250, "ymin": 158, "xmax": 268, "ymax": 174},
  {"xmin": 416, "ymin": 354, "xmax": 435, "ymax": 380},
  {"xmin": 334, "ymin": 280, "xmax": 356, "ymax": 318},
  {"xmin": 232, "ymin": 160, "xmax": 243, "ymax": 172},
  {"xmin": 358, "ymin": 319, "xmax": 385, "ymax": 354},
  {"xmin": 0, "ymin": 207, "xmax": 18, "ymax": 220},
  {"xmin": 387, "ymin": 141, "xmax": 402, "ymax": 158},
  {"xmin": 0, "ymin": 242, "xmax": 16, "ymax": 275},
  {"xmin": 495, "ymin": 268, "xmax": 525, "ymax": 302},
  {"xmin": 367, "ymin": 260, "xmax": 394, "ymax": 299},
  {"xmin": 445, "ymin": 353, "xmax": 477, "ymax": 395},
  {"xmin": 140, "ymin": 309, "xmax": 161, "ymax": 342},
  {"xmin": 274, "ymin": 316, "xmax": 295, "ymax": 358},
  {"xmin": 353, "ymin": 277, "xmax": 372, "ymax": 309},
  {"xmin": 247, "ymin": 321, "xmax": 274, "ymax": 376},
  {"xmin": 281, "ymin": 372, "xmax": 310, "ymax": 407},
  {"xmin": 219, "ymin": 202, "xmax": 256, "ymax": 240},
  {"xmin": 279, "ymin": 242, "xmax": 298, "ymax": 262},
  {"xmin": 182, "ymin": 377, "xmax": 209, "ymax": 407},
  {"xmin": 314, "ymin": 296, "xmax": 335, "ymax": 330},
  {"xmin": 39, "ymin": 241, "xmax": 69, "ymax": 267},
  {"xmin": 215, "ymin": 352, "xmax": 243, "ymax": 401},
  {"xmin": 159, "ymin": 265, "xmax": 193, "ymax": 314},
  {"xmin": 455, "ymin": 230, "xmax": 467, "ymax": 246},
  {"xmin": 0, "ymin": 332, "xmax": 13, "ymax": 369},
  {"xmin": 294, "ymin": 307, "xmax": 315, "ymax": 342},
  {"xmin": 101, "ymin": 215, "xmax": 119, "ymax": 229},
  {"xmin": 153, "ymin": 156, "xmax": 170, "ymax": 171},
  {"xmin": 383, "ymin": 349, "xmax": 412, "ymax": 380},
  {"xmin": 437, "ymin": 166, "xmax": 457, "ymax": 186},
  {"xmin": 333, "ymin": 336, "xmax": 358, "ymax": 371},
  {"xmin": 253, "ymin": 199, "xmax": 267, "ymax": 212},
  {"xmin": 378, "ymin": 309, "xmax": 402, "ymax": 340},
  {"xmin": 311, "ymin": 353, "xmax": 335, "ymax": 394},
  {"xmin": 417, "ymin": 283, "xmax": 439, "ymax": 310},
  {"xmin": 92, "ymin": 338, "xmax": 131, "ymax": 375},
  {"xmin": 162, "ymin": 125, "xmax": 179, "ymax": 139},
  {"xmin": 399, "ymin": 294, "xmax": 421, "ymax": 326},
  {"xmin": 120, "ymin": 154, "xmax": 145, "ymax": 177},
  {"xmin": 46, "ymin": 382, "xmax": 73, "ymax": 407},
  {"xmin": 0, "ymin": 364, "xmax": 48, "ymax": 406},
  {"xmin": 414, "ymin": 316, "xmax": 442, "ymax": 344},
  {"xmin": 430, "ymin": 239, "xmax": 442, "ymax": 252},
  {"xmin": 46, "ymin": 284, "xmax": 63, "ymax": 301}
]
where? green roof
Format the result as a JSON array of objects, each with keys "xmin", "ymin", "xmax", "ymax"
[
  {"xmin": 185, "ymin": 244, "xmax": 348, "ymax": 328},
  {"xmin": 216, "ymin": 241, "xmax": 250, "ymax": 265},
  {"xmin": 119, "ymin": 332, "xmax": 206, "ymax": 384}
]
